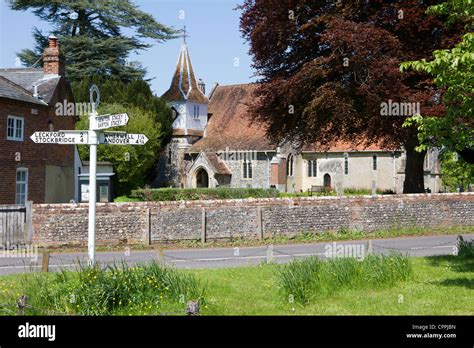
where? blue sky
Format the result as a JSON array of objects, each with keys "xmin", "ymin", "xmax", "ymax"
[{"xmin": 0, "ymin": 0, "xmax": 257, "ymax": 95}]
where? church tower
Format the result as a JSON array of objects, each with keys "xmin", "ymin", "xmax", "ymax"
[{"xmin": 156, "ymin": 33, "xmax": 209, "ymax": 187}]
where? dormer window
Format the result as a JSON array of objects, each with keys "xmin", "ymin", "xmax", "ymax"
[{"xmin": 193, "ymin": 105, "xmax": 200, "ymax": 119}]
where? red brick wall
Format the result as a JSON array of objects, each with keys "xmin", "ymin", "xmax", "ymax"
[{"xmin": 0, "ymin": 78, "xmax": 76, "ymax": 204}]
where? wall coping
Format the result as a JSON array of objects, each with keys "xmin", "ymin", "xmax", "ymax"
[{"xmin": 32, "ymin": 192, "xmax": 474, "ymax": 209}]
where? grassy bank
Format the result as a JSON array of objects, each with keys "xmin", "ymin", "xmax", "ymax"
[
  {"xmin": 193, "ymin": 255, "xmax": 473, "ymax": 315},
  {"xmin": 0, "ymin": 254, "xmax": 472, "ymax": 315}
]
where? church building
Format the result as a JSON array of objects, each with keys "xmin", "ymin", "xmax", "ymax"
[{"xmin": 155, "ymin": 40, "xmax": 441, "ymax": 194}]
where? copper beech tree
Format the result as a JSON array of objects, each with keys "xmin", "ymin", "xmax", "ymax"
[{"xmin": 239, "ymin": 0, "xmax": 463, "ymax": 193}]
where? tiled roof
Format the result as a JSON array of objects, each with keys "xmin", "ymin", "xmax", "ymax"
[
  {"xmin": 0, "ymin": 68, "xmax": 60, "ymax": 105},
  {"xmin": 0, "ymin": 76, "xmax": 47, "ymax": 106},
  {"xmin": 161, "ymin": 43, "xmax": 208, "ymax": 104},
  {"xmin": 188, "ymin": 83, "xmax": 274, "ymax": 152},
  {"xmin": 302, "ymin": 141, "xmax": 398, "ymax": 152},
  {"xmin": 188, "ymin": 83, "xmax": 399, "ymax": 154},
  {"xmin": 206, "ymin": 153, "xmax": 231, "ymax": 175}
]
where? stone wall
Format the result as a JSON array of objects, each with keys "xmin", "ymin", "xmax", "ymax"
[{"xmin": 32, "ymin": 193, "xmax": 474, "ymax": 246}]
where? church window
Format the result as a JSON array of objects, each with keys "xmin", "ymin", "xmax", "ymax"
[
  {"xmin": 193, "ymin": 105, "xmax": 200, "ymax": 119},
  {"xmin": 243, "ymin": 153, "xmax": 253, "ymax": 179},
  {"xmin": 286, "ymin": 154, "xmax": 294, "ymax": 176},
  {"xmin": 308, "ymin": 160, "xmax": 317, "ymax": 177},
  {"xmin": 344, "ymin": 154, "xmax": 349, "ymax": 175},
  {"xmin": 373, "ymin": 155, "xmax": 377, "ymax": 170},
  {"xmin": 168, "ymin": 147, "xmax": 172, "ymax": 165}
]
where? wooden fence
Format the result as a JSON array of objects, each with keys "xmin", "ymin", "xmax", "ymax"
[{"xmin": 0, "ymin": 201, "xmax": 33, "ymax": 247}]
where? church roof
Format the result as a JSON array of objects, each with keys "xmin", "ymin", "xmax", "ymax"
[
  {"xmin": 161, "ymin": 43, "xmax": 208, "ymax": 104},
  {"xmin": 188, "ymin": 83, "xmax": 274, "ymax": 152},
  {"xmin": 188, "ymin": 83, "xmax": 400, "ymax": 154}
]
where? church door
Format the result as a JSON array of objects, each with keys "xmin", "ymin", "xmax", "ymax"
[
  {"xmin": 323, "ymin": 174, "xmax": 331, "ymax": 189},
  {"xmin": 196, "ymin": 169, "xmax": 209, "ymax": 188}
]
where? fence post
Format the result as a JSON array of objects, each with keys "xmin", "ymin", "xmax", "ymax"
[
  {"xmin": 41, "ymin": 251, "xmax": 49, "ymax": 272},
  {"xmin": 143, "ymin": 208, "xmax": 151, "ymax": 246},
  {"xmin": 25, "ymin": 201, "xmax": 33, "ymax": 245},
  {"xmin": 266, "ymin": 244, "xmax": 274, "ymax": 264},
  {"xmin": 256, "ymin": 206, "xmax": 263, "ymax": 241},
  {"xmin": 17, "ymin": 295, "xmax": 27, "ymax": 316},
  {"xmin": 156, "ymin": 247, "xmax": 164, "ymax": 264},
  {"xmin": 201, "ymin": 208, "xmax": 206, "ymax": 244}
]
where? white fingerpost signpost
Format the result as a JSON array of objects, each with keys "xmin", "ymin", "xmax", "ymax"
[{"xmin": 30, "ymin": 85, "xmax": 148, "ymax": 265}]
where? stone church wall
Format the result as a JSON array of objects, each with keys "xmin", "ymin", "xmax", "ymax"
[{"xmin": 32, "ymin": 193, "xmax": 474, "ymax": 245}]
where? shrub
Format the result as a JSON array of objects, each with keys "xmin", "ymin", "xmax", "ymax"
[
  {"xmin": 19, "ymin": 261, "xmax": 206, "ymax": 315},
  {"xmin": 276, "ymin": 254, "xmax": 412, "ymax": 305},
  {"xmin": 457, "ymin": 235, "xmax": 474, "ymax": 258},
  {"xmin": 131, "ymin": 187, "xmax": 280, "ymax": 201}
]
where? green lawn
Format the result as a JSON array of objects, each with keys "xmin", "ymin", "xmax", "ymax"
[
  {"xmin": 1, "ymin": 255, "xmax": 472, "ymax": 315},
  {"xmin": 192, "ymin": 256, "xmax": 473, "ymax": 315}
]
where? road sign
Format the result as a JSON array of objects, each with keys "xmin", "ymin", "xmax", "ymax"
[
  {"xmin": 99, "ymin": 132, "xmax": 149, "ymax": 145},
  {"xmin": 30, "ymin": 131, "xmax": 89, "ymax": 144},
  {"xmin": 92, "ymin": 113, "xmax": 129, "ymax": 130}
]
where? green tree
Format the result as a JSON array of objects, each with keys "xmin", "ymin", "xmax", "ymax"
[
  {"xmin": 76, "ymin": 103, "xmax": 164, "ymax": 195},
  {"xmin": 9, "ymin": 0, "xmax": 177, "ymax": 82},
  {"xmin": 401, "ymin": 0, "xmax": 474, "ymax": 163},
  {"xmin": 71, "ymin": 76, "xmax": 173, "ymax": 140},
  {"xmin": 440, "ymin": 151, "xmax": 474, "ymax": 191}
]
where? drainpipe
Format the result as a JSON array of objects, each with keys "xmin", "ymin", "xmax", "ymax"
[{"xmin": 264, "ymin": 151, "xmax": 270, "ymax": 188}]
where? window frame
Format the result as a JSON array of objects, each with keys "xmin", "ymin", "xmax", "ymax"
[
  {"xmin": 307, "ymin": 159, "xmax": 317, "ymax": 177},
  {"xmin": 344, "ymin": 153, "xmax": 349, "ymax": 175},
  {"xmin": 15, "ymin": 167, "xmax": 28, "ymax": 205},
  {"xmin": 7, "ymin": 115, "xmax": 24, "ymax": 141},
  {"xmin": 242, "ymin": 155, "xmax": 253, "ymax": 179},
  {"xmin": 193, "ymin": 104, "xmax": 200, "ymax": 119},
  {"xmin": 286, "ymin": 154, "xmax": 294, "ymax": 177}
]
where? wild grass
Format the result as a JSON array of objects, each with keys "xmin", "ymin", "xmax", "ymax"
[
  {"xmin": 457, "ymin": 235, "xmax": 474, "ymax": 258},
  {"xmin": 18, "ymin": 261, "xmax": 205, "ymax": 315},
  {"xmin": 276, "ymin": 254, "xmax": 412, "ymax": 304}
]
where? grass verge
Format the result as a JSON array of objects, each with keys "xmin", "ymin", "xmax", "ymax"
[
  {"xmin": 0, "ymin": 254, "xmax": 472, "ymax": 315},
  {"xmin": 0, "ymin": 261, "xmax": 205, "ymax": 316}
]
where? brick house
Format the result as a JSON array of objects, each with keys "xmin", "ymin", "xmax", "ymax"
[{"xmin": 0, "ymin": 36, "xmax": 77, "ymax": 204}]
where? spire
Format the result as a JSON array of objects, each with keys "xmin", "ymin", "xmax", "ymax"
[{"xmin": 162, "ymin": 30, "xmax": 207, "ymax": 104}]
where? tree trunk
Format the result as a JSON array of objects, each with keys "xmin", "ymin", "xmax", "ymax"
[{"xmin": 403, "ymin": 142, "xmax": 426, "ymax": 193}]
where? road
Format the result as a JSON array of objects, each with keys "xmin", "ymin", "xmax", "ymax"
[{"xmin": 0, "ymin": 233, "xmax": 472, "ymax": 275}]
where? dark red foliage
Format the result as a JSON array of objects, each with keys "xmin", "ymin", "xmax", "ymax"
[{"xmin": 239, "ymin": 0, "xmax": 463, "ymax": 192}]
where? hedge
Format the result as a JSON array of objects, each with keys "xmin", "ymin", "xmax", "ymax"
[{"xmin": 131, "ymin": 187, "xmax": 280, "ymax": 201}]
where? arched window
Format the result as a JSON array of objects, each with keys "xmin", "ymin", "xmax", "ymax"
[
  {"xmin": 373, "ymin": 155, "xmax": 377, "ymax": 170},
  {"xmin": 286, "ymin": 154, "xmax": 294, "ymax": 176}
]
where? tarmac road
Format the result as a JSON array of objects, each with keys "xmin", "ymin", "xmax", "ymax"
[{"xmin": 0, "ymin": 233, "xmax": 472, "ymax": 275}]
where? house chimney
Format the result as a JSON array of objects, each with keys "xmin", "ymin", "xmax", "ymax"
[
  {"xmin": 198, "ymin": 78, "xmax": 205, "ymax": 95},
  {"xmin": 43, "ymin": 35, "xmax": 65, "ymax": 76}
]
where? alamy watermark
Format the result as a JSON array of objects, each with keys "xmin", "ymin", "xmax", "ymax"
[
  {"xmin": 0, "ymin": 243, "xmax": 38, "ymax": 261},
  {"xmin": 380, "ymin": 99, "xmax": 420, "ymax": 117},
  {"xmin": 324, "ymin": 242, "xmax": 366, "ymax": 261},
  {"xmin": 217, "ymin": 147, "xmax": 257, "ymax": 161},
  {"xmin": 55, "ymin": 100, "xmax": 94, "ymax": 116}
]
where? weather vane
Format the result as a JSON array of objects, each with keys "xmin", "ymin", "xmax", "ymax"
[{"xmin": 183, "ymin": 25, "xmax": 189, "ymax": 43}]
